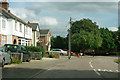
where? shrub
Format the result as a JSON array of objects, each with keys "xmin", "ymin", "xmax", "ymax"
[
  {"xmin": 49, "ymin": 52, "xmax": 55, "ymax": 58},
  {"xmin": 11, "ymin": 58, "xmax": 21, "ymax": 64},
  {"xmin": 25, "ymin": 46, "xmax": 45, "ymax": 57}
]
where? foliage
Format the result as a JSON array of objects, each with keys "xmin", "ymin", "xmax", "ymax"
[
  {"xmin": 114, "ymin": 59, "xmax": 120, "ymax": 63},
  {"xmin": 11, "ymin": 58, "xmax": 21, "ymax": 64},
  {"xmin": 71, "ymin": 18, "xmax": 102, "ymax": 52},
  {"xmin": 51, "ymin": 36, "xmax": 68, "ymax": 49},
  {"xmin": 49, "ymin": 53, "xmax": 55, "ymax": 58},
  {"xmin": 99, "ymin": 28, "xmax": 116, "ymax": 50},
  {"xmin": 25, "ymin": 46, "xmax": 45, "ymax": 57}
]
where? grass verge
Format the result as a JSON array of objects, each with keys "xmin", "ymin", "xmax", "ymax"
[{"xmin": 114, "ymin": 59, "xmax": 120, "ymax": 64}]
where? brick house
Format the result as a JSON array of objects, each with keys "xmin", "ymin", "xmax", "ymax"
[
  {"xmin": 0, "ymin": 1, "xmax": 32, "ymax": 46},
  {"xmin": 28, "ymin": 22, "xmax": 40, "ymax": 46},
  {"xmin": 40, "ymin": 29, "xmax": 51, "ymax": 51}
]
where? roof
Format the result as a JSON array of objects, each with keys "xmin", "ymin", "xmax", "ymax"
[
  {"xmin": 28, "ymin": 23, "xmax": 39, "ymax": 31},
  {"xmin": 40, "ymin": 29, "xmax": 50, "ymax": 34},
  {"xmin": 0, "ymin": 7, "xmax": 33, "ymax": 28}
]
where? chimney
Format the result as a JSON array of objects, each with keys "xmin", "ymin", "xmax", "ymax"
[
  {"xmin": 28, "ymin": 21, "xmax": 30, "ymax": 24},
  {"xmin": 0, "ymin": 0, "xmax": 9, "ymax": 10}
]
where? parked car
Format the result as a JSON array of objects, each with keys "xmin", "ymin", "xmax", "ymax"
[
  {"xmin": 62, "ymin": 49, "xmax": 74, "ymax": 56},
  {"xmin": 50, "ymin": 49, "xmax": 67, "ymax": 56},
  {"xmin": 4, "ymin": 44, "xmax": 31, "ymax": 62},
  {"xmin": 0, "ymin": 46, "xmax": 12, "ymax": 67}
]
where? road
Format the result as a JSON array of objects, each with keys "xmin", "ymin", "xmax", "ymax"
[{"xmin": 1, "ymin": 56, "xmax": 119, "ymax": 79}]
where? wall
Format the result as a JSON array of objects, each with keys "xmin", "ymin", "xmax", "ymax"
[{"xmin": 12, "ymin": 35, "xmax": 18, "ymax": 45}]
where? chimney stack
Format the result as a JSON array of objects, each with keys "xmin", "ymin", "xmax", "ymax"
[
  {"xmin": 28, "ymin": 21, "xmax": 30, "ymax": 24},
  {"xmin": 0, "ymin": 0, "xmax": 9, "ymax": 11}
]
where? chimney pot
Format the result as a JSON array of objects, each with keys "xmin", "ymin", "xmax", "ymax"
[{"xmin": 0, "ymin": 0, "xmax": 9, "ymax": 10}]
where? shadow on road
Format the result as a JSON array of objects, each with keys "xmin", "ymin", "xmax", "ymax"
[{"xmin": 1, "ymin": 67, "xmax": 119, "ymax": 80}]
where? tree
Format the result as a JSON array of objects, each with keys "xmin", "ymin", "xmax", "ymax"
[
  {"xmin": 51, "ymin": 36, "xmax": 68, "ymax": 49},
  {"xmin": 70, "ymin": 18, "xmax": 102, "ymax": 52},
  {"xmin": 99, "ymin": 28, "xmax": 116, "ymax": 50}
]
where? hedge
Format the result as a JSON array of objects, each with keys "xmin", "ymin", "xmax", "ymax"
[{"xmin": 25, "ymin": 46, "xmax": 45, "ymax": 57}]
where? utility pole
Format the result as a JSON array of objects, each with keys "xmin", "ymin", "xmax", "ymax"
[{"xmin": 68, "ymin": 17, "xmax": 72, "ymax": 59}]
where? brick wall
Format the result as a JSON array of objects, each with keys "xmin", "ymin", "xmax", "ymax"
[{"xmin": 12, "ymin": 36, "xmax": 18, "ymax": 45}]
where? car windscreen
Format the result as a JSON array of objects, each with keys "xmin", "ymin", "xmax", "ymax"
[{"xmin": 6, "ymin": 45, "xmax": 19, "ymax": 52}]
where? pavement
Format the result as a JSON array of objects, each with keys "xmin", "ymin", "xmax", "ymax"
[{"xmin": 1, "ymin": 56, "xmax": 119, "ymax": 79}]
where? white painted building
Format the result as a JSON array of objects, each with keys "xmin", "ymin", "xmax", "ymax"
[
  {"xmin": 28, "ymin": 22, "xmax": 40, "ymax": 46},
  {"xmin": 0, "ymin": 1, "xmax": 32, "ymax": 46}
]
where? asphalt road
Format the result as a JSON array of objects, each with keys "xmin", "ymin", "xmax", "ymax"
[{"xmin": 1, "ymin": 56, "xmax": 119, "ymax": 79}]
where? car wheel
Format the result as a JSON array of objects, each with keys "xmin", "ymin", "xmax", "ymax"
[{"xmin": 2, "ymin": 60, "xmax": 5, "ymax": 68}]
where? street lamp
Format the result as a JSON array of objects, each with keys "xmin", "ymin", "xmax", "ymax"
[{"xmin": 68, "ymin": 17, "xmax": 72, "ymax": 60}]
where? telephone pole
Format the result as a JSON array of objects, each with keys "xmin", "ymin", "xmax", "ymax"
[{"xmin": 68, "ymin": 17, "xmax": 72, "ymax": 59}]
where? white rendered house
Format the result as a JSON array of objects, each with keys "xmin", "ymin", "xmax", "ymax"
[{"xmin": 0, "ymin": 1, "xmax": 32, "ymax": 46}]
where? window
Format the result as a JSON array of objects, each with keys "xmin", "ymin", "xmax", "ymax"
[
  {"xmin": 18, "ymin": 39, "xmax": 21, "ymax": 45},
  {"xmin": 2, "ymin": 36, "xmax": 6, "ymax": 46},
  {"xmin": 25, "ymin": 26, "xmax": 28, "ymax": 35},
  {"xmin": 15, "ymin": 21, "xmax": 17, "ymax": 31},
  {"xmin": 2, "ymin": 19, "xmax": 6, "ymax": 29},
  {"xmin": 20, "ymin": 23, "xmax": 22, "ymax": 32}
]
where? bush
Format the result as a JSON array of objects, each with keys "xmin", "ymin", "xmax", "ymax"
[
  {"xmin": 25, "ymin": 46, "xmax": 45, "ymax": 57},
  {"xmin": 11, "ymin": 58, "xmax": 21, "ymax": 64},
  {"xmin": 49, "ymin": 53, "xmax": 55, "ymax": 58}
]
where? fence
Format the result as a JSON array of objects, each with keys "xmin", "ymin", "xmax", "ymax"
[
  {"xmin": 10, "ymin": 53, "xmax": 23, "ymax": 63},
  {"xmin": 30, "ymin": 52, "xmax": 42, "ymax": 60}
]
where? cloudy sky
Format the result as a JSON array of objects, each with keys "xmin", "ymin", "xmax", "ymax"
[{"xmin": 8, "ymin": 0, "xmax": 119, "ymax": 37}]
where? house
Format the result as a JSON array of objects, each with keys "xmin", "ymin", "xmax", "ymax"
[
  {"xmin": 0, "ymin": 1, "xmax": 32, "ymax": 46},
  {"xmin": 40, "ymin": 29, "xmax": 51, "ymax": 51},
  {"xmin": 28, "ymin": 22, "xmax": 40, "ymax": 46}
]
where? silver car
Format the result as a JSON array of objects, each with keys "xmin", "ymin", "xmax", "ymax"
[
  {"xmin": 0, "ymin": 46, "xmax": 11, "ymax": 67},
  {"xmin": 50, "ymin": 49, "xmax": 67, "ymax": 56}
]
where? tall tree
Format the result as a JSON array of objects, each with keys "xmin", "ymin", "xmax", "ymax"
[
  {"xmin": 71, "ymin": 18, "xmax": 102, "ymax": 52},
  {"xmin": 99, "ymin": 28, "xmax": 116, "ymax": 50}
]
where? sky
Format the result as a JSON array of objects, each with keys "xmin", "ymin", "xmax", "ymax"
[{"xmin": 7, "ymin": 0, "xmax": 119, "ymax": 37}]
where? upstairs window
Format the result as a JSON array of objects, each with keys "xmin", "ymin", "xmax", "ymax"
[
  {"xmin": 25, "ymin": 26, "xmax": 28, "ymax": 35},
  {"xmin": 2, "ymin": 19, "xmax": 6, "ymax": 29},
  {"xmin": 15, "ymin": 21, "xmax": 17, "ymax": 31},
  {"xmin": 20, "ymin": 23, "xmax": 22, "ymax": 32}
]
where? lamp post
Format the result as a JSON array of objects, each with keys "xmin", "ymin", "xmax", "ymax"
[{"xmin": 68, "ymin": 17, "xmax": 72, "ymax": 60}]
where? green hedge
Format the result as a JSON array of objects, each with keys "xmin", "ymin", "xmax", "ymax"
[{"xmin": 25, "ymin": 46, "xmax": 45, "ymax": 57}]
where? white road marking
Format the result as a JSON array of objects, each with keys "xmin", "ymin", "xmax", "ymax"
[
  {"xmin": 89, "ymin": 60, "xmax": 93, "ymax": 68},
  {"xmin": 109, "ymin": 70, "xmax": 113, "ymax": 72},
  {"xmin": 116, "ymin": 70, "xmax": 119, "ymax": 72},
  {"xmin": 93, "ymin": 69, "xmax": 101, "ymax": 76},
  {"xmin": 103, "ymin": 69, "xmax": 108, "ymax": 72},
  {"xmin": 98, "ymin": 69, "xmax": 101, "ymax": 71}
]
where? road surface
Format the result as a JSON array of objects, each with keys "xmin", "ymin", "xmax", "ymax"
[{"xmin": 1, "ymin": 56, "xmax": 119, "ymax": 79}]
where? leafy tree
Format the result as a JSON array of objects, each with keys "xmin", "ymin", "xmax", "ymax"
[
  {"xmin": 51, "ymin": 36, "xmax": 68, "ymax": 49},
  {"xmin": 99, "ymin": 28, "xmax": 116, "ymax": 50},
  {"xmin": 71, "ymin": 18, "xmax": 102, "ymax": 52}
]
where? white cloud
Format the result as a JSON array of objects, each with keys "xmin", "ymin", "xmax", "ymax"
[
  {"xmin": 39, "ymin": 17, "xmax": 58, "ymax": 26},
  {"xmin": 9, "ymin": 8, "xmax": 36, "ymax": 20},
  {"xmin": 108, "ymin": 27, "xmax": 118, "ymax": 31},
  {"xmin": 10, "ymin": 8, "xmax": 58, "ymax": 26}
]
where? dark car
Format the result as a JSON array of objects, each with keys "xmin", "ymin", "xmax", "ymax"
[{"xmin": 4, "ymin": 44, "xmax": 31, "ymax": 62}]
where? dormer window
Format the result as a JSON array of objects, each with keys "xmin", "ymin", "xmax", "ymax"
[{"xmin": 2, "ymin": 19, "xmax": 6, "ymax": 29}]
